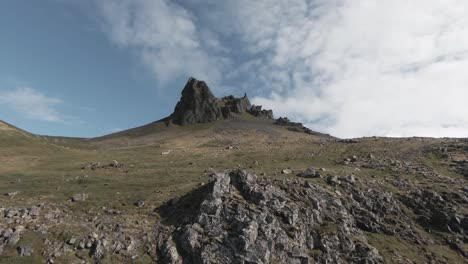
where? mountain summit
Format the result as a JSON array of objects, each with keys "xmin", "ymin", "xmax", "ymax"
[{"xmin": 169, "ymin": 77, "xmax": 273, "ymax": 126}]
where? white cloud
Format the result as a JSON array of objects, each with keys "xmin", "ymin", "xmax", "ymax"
[
  {"xmin": 98, "ymin": 0, "xmax": 225, "ymax": 86},
  {"xmin": 237, "ymin": 0, "xmax": 468, "ymax": 138},
  {"xmin": 0, "ymin": 87, "xmax": 64, "ymax": 122},
  {"xmin": 97, "ymin": 0, "xmax": 468, "ymax": 137}
]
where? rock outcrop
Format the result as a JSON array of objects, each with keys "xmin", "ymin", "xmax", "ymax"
[
  {"xmin": 274, "ymin": 117, "xmax": 321, "ymax": 136},
  {"xmin": 169, "ymin": 78, "xmax": 273, "ymax": 125},
  {"xmin": 156, "ymin": 170, "xmax": 387, "ymax": 263},
  {"xmin": 171, "ymin": 78, "xmax": 224, "ymax": 126},
  {"xmin": 154, "ymin": 169, "xmax": 468, "ymax": 263}
]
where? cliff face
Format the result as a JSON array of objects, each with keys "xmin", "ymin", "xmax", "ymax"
[
  {"xmin": 170, "ymin": 77, "xmax": 273, "ymax": 125},
  {"xmin": 171, "ymin": 78, "xmax": 223, "ymax": 126}
]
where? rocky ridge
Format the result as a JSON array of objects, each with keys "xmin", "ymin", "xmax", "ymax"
[{"xmin": 169, "ymin": 78, "xmax": 273, "ymax": 126}]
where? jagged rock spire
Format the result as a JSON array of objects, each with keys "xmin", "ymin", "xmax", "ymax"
[{"xmin": 169, "ymin": 77, "xmax": 273, "ymax": 126}]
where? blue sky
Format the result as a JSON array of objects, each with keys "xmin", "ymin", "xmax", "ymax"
[
  {"xmin": 1, "ymin": 0, "xmax": 468, "ymax": 138},
  {"xmin": 0, "ymin": 1, "xmax": 190, "ymax": 137}
]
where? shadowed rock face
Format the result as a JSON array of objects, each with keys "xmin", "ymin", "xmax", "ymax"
[
  {"xmin": 171, "ymin": 78, "xmax": 223, "ymax": 126},
  {"xmin": 170, "ymin": 77, "xmax": 273, "ymax": 125}
]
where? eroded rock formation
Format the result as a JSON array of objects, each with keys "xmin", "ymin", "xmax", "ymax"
[
  {"xmin": 156, "ymin": 170, "xmax": 387, "ymax": 263},
  {"xmin": 169, "ymin": 78, "xmax": 273, "ymax": 125}
]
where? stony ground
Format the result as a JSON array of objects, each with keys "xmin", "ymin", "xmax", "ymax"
[{"xmin": 0, "ymin": 118, "xmax": 467, "ymax": 263}]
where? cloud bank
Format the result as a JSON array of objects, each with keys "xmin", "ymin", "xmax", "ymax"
[
  {"xmin": 0, "ymin": 87, "xmax": 64, "ymax": 122},
  {"xmin": 98, "ymin": 0, "xmax": 468, "ymax": 138}
]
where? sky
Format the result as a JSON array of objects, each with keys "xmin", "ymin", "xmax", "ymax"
[{"xmin": 1, "ymin": 0, "xmax": 468, "ymax": 138}]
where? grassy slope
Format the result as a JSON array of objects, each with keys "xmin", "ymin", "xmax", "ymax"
[{"xmin": 0, "ymin": 118, "xmax": 466, "ymax": 263}]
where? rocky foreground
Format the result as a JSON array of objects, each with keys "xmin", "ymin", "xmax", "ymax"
[
  {"xmin": 156, "ymin": 169, "xmax": 467, "ymax": 264},
  {"xmin": 3, "ymin": 163, "xmax": 465, "ymax": 263}
]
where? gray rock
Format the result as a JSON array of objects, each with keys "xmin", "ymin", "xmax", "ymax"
[
  {"xmin": 5, "ymin": 208, "xmax": 18, "ymax": 218},
  {"xmin": 29, "ymin": 206, "xmax": 41, "ymax": 217},
  {"xmin": 248, "ymin": 105, "xmax": 273, "ymax": 119},
  {"xmin": 281, "ymin": 168, "xmax": 292, "ymax": 174},
  {"xmin": 71, "ymin": 193, "xmax": 88, "ymax": 202},
  {"xmin": 68, "ymin": 237, "xmax": 76, "ymax": 245},
  {"xmin": 135, "ymin": 200, "xmax": 145, "ymax": 208},
  {"xmin": 8, "ymin": 231, "xmax": 21, "ymax": 246},
  {"xmin": 91, "ymin": 239, "xmax": 106, "ymax": 261},
  {"xmin": 156, "ymin": 170, "xmax": 384, "ymax": 263},
  {"xmin": 171, "ymin": 78, "xmax": 224, "ymax": 126},
  {"xmin": 325, "ymin": 175, "xmax": 340, "ymax": 186},
  {"xmin": 299, "ymin": 167, "xmax": 320, "ymax": 178},
  {"xmin": 169, "ymin": 77, "xmax": 274, "ymax": 126},
  {"xmin": 2, "ymin": 228, "xmax": 13, "ymax": 238},
  {"xmin": 17, "ymin": 245, "xmax": 34, "ymax": 256}
]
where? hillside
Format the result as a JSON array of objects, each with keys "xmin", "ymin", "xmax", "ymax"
[{"xmin": 0, "ymin": 79, "xmax": 466, "ymax": 263}]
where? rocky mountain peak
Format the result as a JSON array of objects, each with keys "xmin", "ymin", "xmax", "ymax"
[
  {"xmin": 171, "ymin": 77, "xmax": 223, "ymax": 126},
  {"xmin": 169, "ymin": 77, "xmax": 273, "ymax": 125}
]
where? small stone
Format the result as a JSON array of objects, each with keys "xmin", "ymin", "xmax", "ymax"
[
  {"xmin": 85, "ymin": 240, "xmax": 93, "ymax": 248},
  {"xmin": 29, "ymin": 206, "xmax": 41, "ymax": 217},
  {"xmin": 281, "ymin": 169, "xmax": 292, "ymax": 174},
  {"xmin": 2, "ymin": 228, "xmax": 13, "ymax": 238},
  {"xmin": 6, "ymin": 209, "xmax": 18, "ymax": 218},
  {"xmin": 161, "ymin": 151, "xmax": 172, "ymax": 155},
  {"xmin": 68, "ymin": 237, "xmax": 77, "ymax": 245},
  {"xmin": 5, "ymin": 191, "xmax": 19, "ymax": 197},
  {"xmin": 78, "ymin": 240, "xmax": 86, "ymax": 249},
  {"xmin": 299, "ymin": 167, "xmax": 320, "ymax": 178},
  {"xmin": 134, "ymin": 200, "xmax": 145, "ymax": 208},
  {"xmin": 325, "ymin": 175, "xmax": 339, "ymax": 186},
  {"xmin": 72, "ymin": 193, "xmax": 88, "ymax": 202}
]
